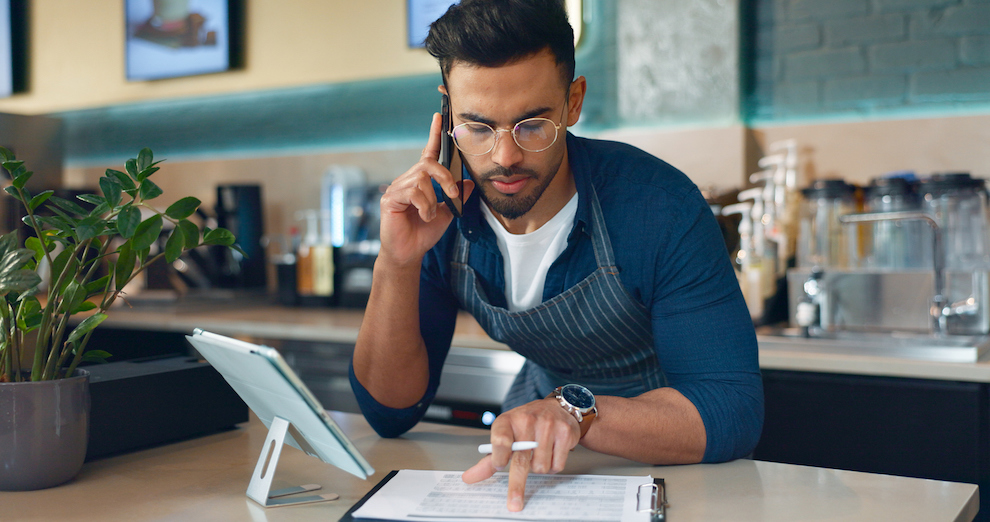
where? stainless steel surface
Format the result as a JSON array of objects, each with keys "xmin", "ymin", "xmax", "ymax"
[
  {"xmin": 272, "ymin": 338, "xmax": 523, "ymax": 426},
  {"xmin": 787, "ymin": 268, "xmax": 990, "ymax": 336},
  {"xmin": 838, "ymin": 210, "xmax": 947, "ymax": 334},
  {"xmin": 434, "ymin": 347, "xmax": 525, "ymax": 406},
  {"xmin": 759, "ymin": 328, "xmax": 990, "ymax": 363}
]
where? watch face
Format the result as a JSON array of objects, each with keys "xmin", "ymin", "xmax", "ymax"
[{"xmin": 560, "ymin": 384, "xmax": 595, "ymax": 410}]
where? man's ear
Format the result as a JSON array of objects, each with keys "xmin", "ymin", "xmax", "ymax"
[
  {"xmin": 439, "ymin": 85, "xmax": 449, "ymax": 96},
  {"xmin": 566, "ymin": 76, "xmax": 587, "ymax": 127}
]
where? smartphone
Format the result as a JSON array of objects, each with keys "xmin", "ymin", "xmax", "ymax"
[{"xmin": 439, "ymin": 94, "xmax": 463, "ymax": 217}]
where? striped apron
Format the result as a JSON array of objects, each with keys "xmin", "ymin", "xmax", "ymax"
[{"xmin": 451, "ymin": 186, "xmax": 664, "ymax": 411}]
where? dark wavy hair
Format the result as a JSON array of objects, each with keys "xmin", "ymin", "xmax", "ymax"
[{"xmin": 425, "ymin": 0, "xmax": 575, "ymax": 89}]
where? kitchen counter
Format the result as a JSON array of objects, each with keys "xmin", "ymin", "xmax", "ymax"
[
  {"xmin": 101, "ymin": 297, "xmax": 509, "ymax": 350},
  {"xmin": 0, "ymin": 411, "xmax": 977, "ymax": 521},
  {"xmin": 100, "ymin": 297, "xmax": 990, "ymax": 383}
]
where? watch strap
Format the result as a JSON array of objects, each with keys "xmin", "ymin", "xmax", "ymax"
[{"xmin": 546, "ymin": 386, "xmax": 597, "ymax": 439}]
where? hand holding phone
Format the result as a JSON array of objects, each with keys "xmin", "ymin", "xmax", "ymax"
[{"xmin": 439, "ymin": 94, "xmax": 463, "ymax": 217}]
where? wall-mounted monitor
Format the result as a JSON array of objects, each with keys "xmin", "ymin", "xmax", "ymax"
[
  {"xmin": 125, "ymin": 0, "xmax": 242, "ymax": 81},
  {"xmin": 406, "ymin": 0, "xmax": 584, "ymax": 50},
  {"xmin": 0, "ymin": 0, "xmax": 12, "ymax": 98},
  {"xmin": 407, "ymin": 0, "xmax": 457, "ymax": 49}
]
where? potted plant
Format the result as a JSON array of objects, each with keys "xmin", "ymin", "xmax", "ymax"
[{"xmin": 0, "ymin": 147, "xmax": 239, "ymax": 490}]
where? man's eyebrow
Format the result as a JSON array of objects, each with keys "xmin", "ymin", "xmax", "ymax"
[{"xmin": 457, "ymin": 106, "xmax": 555, "ymax": 127}]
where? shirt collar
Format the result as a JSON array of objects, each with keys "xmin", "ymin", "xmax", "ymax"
[{"xmin": 458, "ymin": 132, "xmax": 594, "ymax": 244}]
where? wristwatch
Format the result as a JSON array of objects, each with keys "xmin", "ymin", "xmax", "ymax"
[{"xmin": 547, "ymin": 384, "xmax": 598, "ymax": 439}]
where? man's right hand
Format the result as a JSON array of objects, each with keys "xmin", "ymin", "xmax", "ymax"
[{"xmin": 378, "ymin": 113, "xmax": 474, "ymax": 269}]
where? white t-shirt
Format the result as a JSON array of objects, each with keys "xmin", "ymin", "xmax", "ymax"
[{"xmin": 481, "ymin": 194, "xmax": 579, "ymax": 312}]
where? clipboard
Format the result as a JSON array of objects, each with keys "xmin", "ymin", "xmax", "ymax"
[
  {"xmin": 637, "ymin": 477, "xmax": 668, "ymax": 521},
  {"xmin": 338, "ymin": 470, "xmax": 400, "ymax": 522},
  {"xmin": 340, "ymin": 471, "xmax": 667, "ymax": 522}
]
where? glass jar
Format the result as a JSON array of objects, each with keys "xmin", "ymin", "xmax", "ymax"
[
  {"xmin": 918, "ymin": 173, "xmax": 990, "ymax": 271},
  {"xmin": 798, "ymin": 179, "xmax": 859, "ymax": 269},
  {"xmin": 864, "ymin": 177, "xmax": 930, "ymax": 270}
]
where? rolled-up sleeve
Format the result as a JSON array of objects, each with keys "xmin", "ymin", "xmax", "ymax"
[
  {"xmin": 650, "ymin": 192, "xmax": 764, "ymax": 462},
  {"xmin": 348, "ymin": 230, "xmax": 461, "ymax": 438}
]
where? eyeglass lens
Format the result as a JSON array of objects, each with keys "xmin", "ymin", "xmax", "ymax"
[{"xmin": 451, "ymin": 118, "xmax": 559, "ymax": 155}]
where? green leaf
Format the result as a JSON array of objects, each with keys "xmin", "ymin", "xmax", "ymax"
[
  {"xmin": 4, "ymin": 186, "xmax": 18, "ymax": 197},
  {"xmin": 125, "ymin": 158, "xmax": 138, "ymax": 179},
  {"xmin": 165, "ymin": 197, "xmax": 201, "ymax": 220},
  {"xmin": 132, "ymin": 214, "xmax": 163, "ymax": 251},
  {"xmin": 203, "ymin": 227, "xmax": 236, "ymax": 247},
  {"xmin": 49, "ymin": 248, "xmax": 73, "ymax": 290},
  {"xmin": 71, "ymin": 301, "xmax": 98, "ymax": 314},
  {"xmin": 178, "ymin": 219, "xmax": 200, "ymax": 249},
  {"xmin": 45, "ymin": 205, "xmax": 80, "ymax": 226},
  {"xmin": 0, "ymin": 230, "xmax": 18, "ymax": 258},
  {"xmin": 33, "ymin": 215, "xmax": 75, "ymax": 238},
  {"xmin": 16, "ymin": 297, "xmax": 42, "ymax": 331},
  {"xmin": 99, "ymin": 177, "xmax": 122, "ymax": 207},
  {"xmin": 164, "ymin": 226, "xmax": 184, "ymax": 263},
  {"xmin": 12, "ymin": 170, "xmax": 33, "ymax": 190},
  {"xmin": 60, "ymin": 281, "xmax": 87, "ymax": 315},
  {"xmin": 117, "ymin": 206, "xmax": 141, "ymax": 239},
  {"xmin": 0, "ymin": 248, "xmax": 35, "ymax": 277},
  {"xmin": 0, "ymin": 146, "xmax": 12, "ymax": 162},
  {"xmin": 49, "ymin": 196, "xmax": 89, "ymax": 217},
  {"xmin": 24, "ymin": 236, "xmax": 46, "ymax": 264},
  {"xmin": 138, "ymin": 178, "xmax": 163, "ymax": 200},
  {"xmin": 85, "ymin": 275, "xmax": 111, "ymax": 297},
  {"xmin": 115, "ymin": 243, "xmax": 135, "ymax": 291},
  {"xmin": 0, "ymin": 269, "xmax": 41, "ymax": 295},
  {"xmin": 81, "ymin": 349, "xmax": 112, "ymax": 363},
  {"xmin": 76, "ymin": 193, "xmax": 104, "ymax": 206},
  {"xmin": 28, "ymin": 190, "xmax": 54, "ymax": 212},
  {"xmin": 75, "ymin": 215, "xmax": 102, "ymax": 242},
  {"xmin": 137, "ymin": 148, "xmax": 153, "ymax": 171},
  {"xmin": 106, "ymin": 169, "xmax": 135, "ymax": 192},
  {"xmin": 2, "ymin": 160, "xmax": 24, "ymax": 174},
  {"xmin": 89, "ymin": 201, "xmax": 111, "ymax": 219},
  {"xmin": 137, "ymin": 166, "xmax": 160, "ymax": 181},
  {"xmin": 67, "ymin": 313, "xmax": 107, "ymax": 345}
]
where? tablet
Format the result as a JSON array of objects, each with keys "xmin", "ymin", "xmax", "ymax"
[{"xmin": 186, "ymin": 329, "xmax": 374, "ymax": 480}]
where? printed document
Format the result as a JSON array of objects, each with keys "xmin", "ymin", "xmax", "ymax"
[{"xmin": 351, "ymin": 470, "xmax": 653, "ymax": 522}]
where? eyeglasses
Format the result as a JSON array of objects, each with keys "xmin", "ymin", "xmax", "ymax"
[{"xmin": 449, "ymin": 108, "xmax": 566, "ymax": 156}]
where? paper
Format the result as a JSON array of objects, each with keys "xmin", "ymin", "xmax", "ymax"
[{"xmin": 351, "ymin": 470, "xmax": 653, "ymax": 522}]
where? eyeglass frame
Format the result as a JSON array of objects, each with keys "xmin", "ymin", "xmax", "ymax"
[{"xmin": 447, "ymin": 102, "xmax": 569, "ymax": 156}]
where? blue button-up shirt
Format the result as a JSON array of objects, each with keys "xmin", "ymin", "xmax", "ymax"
[{"xmin": 350, "ymin": 133, "xmax": 764, "ymax": 462}]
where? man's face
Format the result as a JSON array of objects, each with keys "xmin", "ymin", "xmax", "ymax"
[{"xmin": 445, "ymin": 50, "xmax": 580, "ymax": 221}]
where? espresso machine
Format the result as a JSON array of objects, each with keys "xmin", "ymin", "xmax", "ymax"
[{"xmin": 784, "ymin": 172, "xmax": 990, "ymax": 358}]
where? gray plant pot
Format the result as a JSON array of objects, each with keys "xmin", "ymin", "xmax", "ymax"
[{"xmin": 0, "ymin": 369, "xmax": 90, "ymax": 491}]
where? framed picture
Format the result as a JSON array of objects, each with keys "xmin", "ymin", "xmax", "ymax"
[
  {"xmin": 0, "ymin": 0, "xmax": 24, "ymax": 98},
  {"xmin": 0, "ymin": 0, "xmax": 10, "ymax": 98},
  {"xmin": 407, "ymin": 0, "xmax": 457, "ymax": 49},
  {"xmin": 125, "ymin": 0, "xmax": 242, "ymax": 81},
  {"xmin": 406, "ymin": 0, "xmax": 583, "ymax": 50}
]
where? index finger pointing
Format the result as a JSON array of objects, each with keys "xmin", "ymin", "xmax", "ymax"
[
  {"xmin": 506, "ymin": 449, "xmax": 532, "ymax": 512},
  {"xmin": 422, "ymin": 113, "xmax": 443, "ymax": 161}
]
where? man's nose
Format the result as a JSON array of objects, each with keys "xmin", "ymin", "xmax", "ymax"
[{"xmin": 490, "ymin": 130, "xmax": 524, "ymax": 168}]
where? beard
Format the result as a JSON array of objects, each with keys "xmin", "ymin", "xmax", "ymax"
[{"xmin": 471, "ymin": 154, "xmax": 564, "ymax": 221}]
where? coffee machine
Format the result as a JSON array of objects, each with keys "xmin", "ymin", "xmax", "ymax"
[
  {"xmin": 788, "ymin": 172, "xmax": 990, "ymax": 339},
  {"xmin": 213, "ymin": 184, "xmax": 266, "ymax": 289}
]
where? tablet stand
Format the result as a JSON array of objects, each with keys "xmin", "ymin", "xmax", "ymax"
[{"xmin": 246, "ymin": 416, "xmax": 340, "ymax": 507}]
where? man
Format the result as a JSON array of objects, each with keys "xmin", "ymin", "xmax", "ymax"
[{"xmin": 350, "ymin": 0, "xmax": 763, "ymax": 512}]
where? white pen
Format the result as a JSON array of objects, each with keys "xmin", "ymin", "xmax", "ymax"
[{"xmin": 477, "ymin": 441, "xmax": 539, "ymax": 454}]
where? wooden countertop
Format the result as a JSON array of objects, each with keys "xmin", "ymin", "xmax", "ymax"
[
  {"xmin": 0, "ymin": 412, "xmax": 977, "ymax": 521},
  {"xmin": 100, "ymin": 297, "xmax": 990, "ymax": 383}
]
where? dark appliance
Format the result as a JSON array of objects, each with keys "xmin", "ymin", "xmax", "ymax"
[
  {"xmin": 214, "ymin": 184, "xmax": 266, "ymax": 288},
  {"xmin": 86, "ymin": 355, "xmax": 248, "ymax": 460}
]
